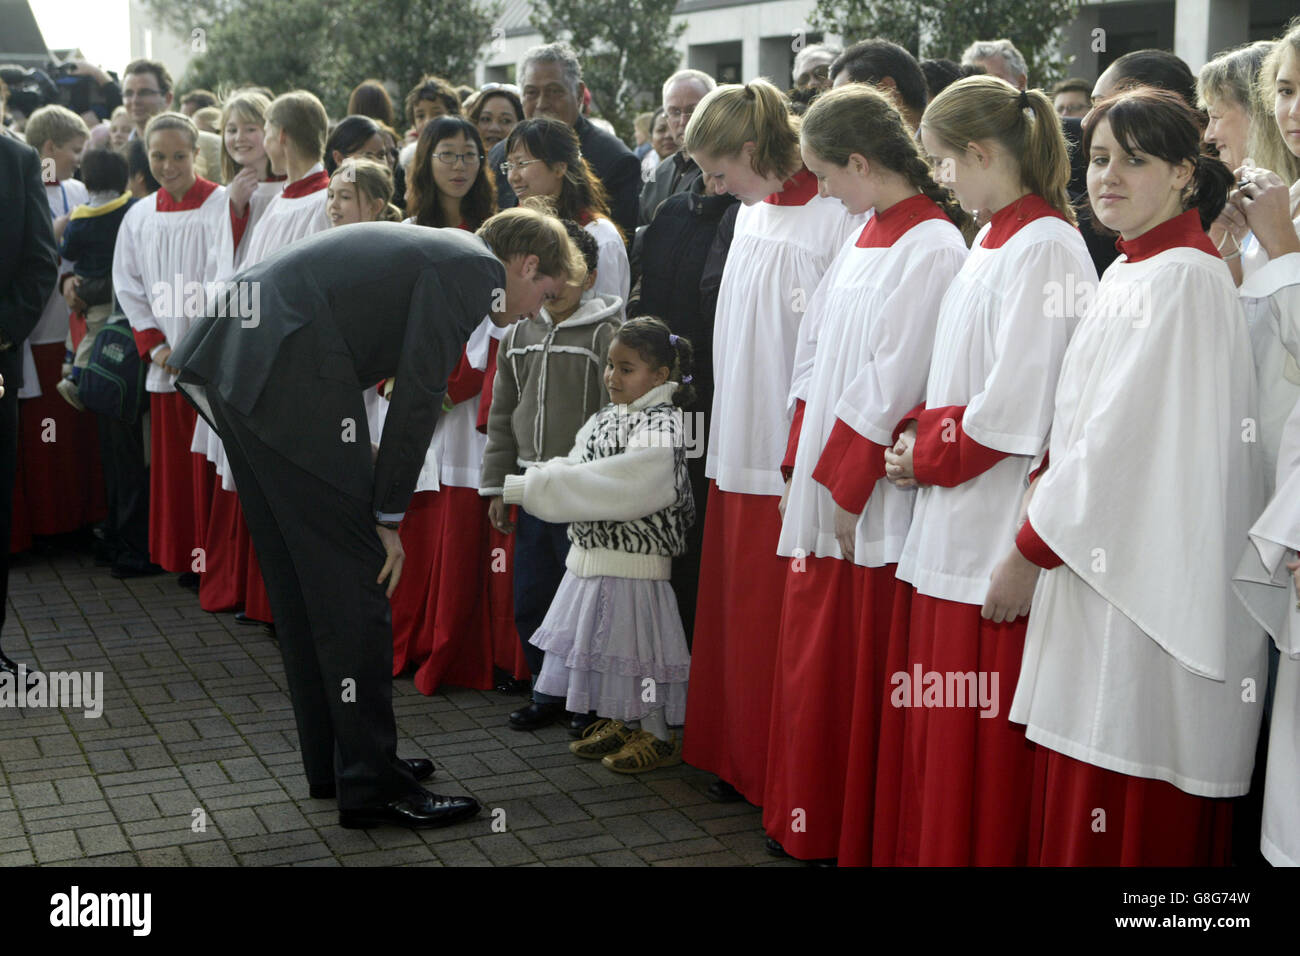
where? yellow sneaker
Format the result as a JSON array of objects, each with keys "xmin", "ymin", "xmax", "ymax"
[
  {"xmin": 568, "ymin": 718, "xmax": 634, "ymax": 759},
  {"xmin": 600, "ymin": 730, "xmax": 683, "ymax": 774}
]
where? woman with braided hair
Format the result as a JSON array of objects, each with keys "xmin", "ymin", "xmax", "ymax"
[{"xmin": 763, "ymin": 82, "xmax": 970, "ymax": 865}]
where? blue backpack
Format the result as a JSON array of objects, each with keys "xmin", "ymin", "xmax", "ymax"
[{"xmin": 79, "ymin": 315, "xmax": 146, "ymax": 423}]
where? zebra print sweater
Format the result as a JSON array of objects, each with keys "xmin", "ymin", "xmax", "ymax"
[{"xmin": 501, "ymin": 382, "xmax": 695, "ymax": 580}]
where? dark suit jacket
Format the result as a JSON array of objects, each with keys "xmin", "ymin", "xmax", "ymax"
[
  {"xmin": 637, "ymin": 152, "xmax": 701, "ymax": 228},
  {"xmin": 490, "ymin": 114, "xmax": 642, "ymax": 239},
  {"xmin": 0, "ymin": 133, "xmax": 59, "ymax": 390},
  {"xmin": 170, "ymin": 222, "xmax": 505, "ymax": 521}
]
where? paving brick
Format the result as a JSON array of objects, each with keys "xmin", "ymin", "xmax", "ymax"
[
  {"xmin": 11, "ymin": 781, "xmax": 59, "ymax": 808},
  {"xmin": 76, "ymin": 824, "xmax": 131, "ymax": 856},
  {"xmin": 340, "ymin": 844, "xmax": 438, "ymax": 866},
  {"xmin": 31, "ymin": 830, "xmax": 81, "ymax": 862}
]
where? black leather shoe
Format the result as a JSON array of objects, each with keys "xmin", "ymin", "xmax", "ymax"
[
  {"xmin": 309, "ymin": 758, "xmax": 436, "ymax": 798},
  {"xmin": 765, "ymin": 836, "xmax": 788, "ymax": 858},
  {"xmin": 568, "ymin": 711, "xmax": 600, "ymax": 738},
  {"xmin": 706, "ymin": 779, "xmax": 745, "ymax": 803},
  {"xmin": 177, "ymin": 571, "xmax": 200, "ymax": 591},
  {"xmin": 234, "ymin": 611, "xmax": 271, "ymax": 627},
  {"xmin": 338, "ymin": 790, "xmax": 480, "ymax": 830},
  {"xmin": 110, "ymin": 560, "xmax": 165, "ymax": 579},
  {"xmin": 508, "ymin": 701, "xmax": 564, "ymax": 731}
]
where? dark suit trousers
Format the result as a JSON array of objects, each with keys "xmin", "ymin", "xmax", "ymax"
[
  {"xmin": 97, "ymin": 409, "xmax": 150, "ymax": 566},
  {"xmin": 0, "ymin": 350, "xmax": 19, "ymax": 641},
  {"xmin": 207, "ymin": 392, "xmax": 418, "ymax": 808},
  {"xmin": 512, "ymin": 507, "xmax": 570, "ymax": 703}
]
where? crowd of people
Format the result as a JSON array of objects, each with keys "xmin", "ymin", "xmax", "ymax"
[{"xmin": 0, "ymin": 18, "xmax": 1298, "ymax": 865}]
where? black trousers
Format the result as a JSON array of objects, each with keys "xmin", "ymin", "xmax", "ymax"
[
  {"xmin": 512, "ymin": 507, "xmax": 570, "ymax": 701},
  {"xmin": 0, "ymin": 351, "xmax": 19, "ymax": 641},
  {"xmin": 96, "ymin": 408, "xmax": 150, "ymax": 566},
  {"xmin": 207, "ymin": 392, "xmax": 419, "ymax": 808}
]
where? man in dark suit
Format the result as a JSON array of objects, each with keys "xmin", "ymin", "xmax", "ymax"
[
  {"xmin": 488, "ymin": 42, "xmax": 641, "ymax": 239},
  {"xmin": 0, "ymin": 128, "xmax": 60, "ymax": 676},
  {"xmin": 170, "ymin": 210, "xmax": 578, "ymax": 829}
]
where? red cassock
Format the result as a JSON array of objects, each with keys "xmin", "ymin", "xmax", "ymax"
[
  {"xmin": 476, "ymin": 341, "xmax": 527, "ymax": 681},
  {"xmin": 874, "ymin": 405, "xmax": 1037, "ymax": 866},
  {"xmin": 14, "ymin": 342, "xmax": 107, "ymax": 538},
  {"xmin": 390, "ymin": 486, "xmax": 495, "ymax": 693},
  {"xmin": 762, "ymin": 556, "xmax": 896, "ymax": 860},
  {"xmin": 148, "ymin": 391, "xmax": 208, "ymax": 573},
  {"xmin": 1028, "ymin": 748, "xmax": 1233, "ymax": 866},
  {"xmin": 390, "ymin": 349, "xmax": 523, "ymax": 692},
  {"xmin": 682, "ymin": 481, "xmax": 786, "ymax": 803}
]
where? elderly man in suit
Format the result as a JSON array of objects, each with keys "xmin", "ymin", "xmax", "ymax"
[
  {"xmin": 488, "ymin": 42, "xmax": 641, "ymax": 239},
  {"xmin": 171, "ymin": 208, "xmax": 579, "ymax": 829},
  {"xmin": 0, "ymin": 124, "xmax": 60, "ymax": 676}
]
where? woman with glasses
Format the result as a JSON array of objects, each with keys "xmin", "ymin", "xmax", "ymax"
[
  {"xmin": 386, "ymin": 116, "xmax": 522, "ymax": 695},
  {"xmin": 502, "ymin": 117, "xmax": 630, "ymax": 309}
]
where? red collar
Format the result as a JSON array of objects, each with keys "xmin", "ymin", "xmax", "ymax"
[
  {"xmin": 1115, "ymin": 209, "xmax": 1217, "ymax": 263},
  {"xmin": 856, "ymin": 193, "xmax": 948, "ymax": 248},
  {"xmin": 155, "ymin": 177, "xmax": 219, "ymax": 212},
  {"xmin": 263, "ymin": 173, "xmax": 288, "ymax": 183},
  {"xmin": 980, "ymin": 193, "xmax": 1069, "ymax": 248},
  {"xmin": 764, "ymin": 167, "xmax": 819, "ymax": 206},
  {"xmin": 282, "ymin": 167, "xmax": 329, "ymax": 199},
  {"xmin": 457, "ymin": 220, "xmax": 470, "ymax": 231},
  {"xmin": 576, "ymin": 209, "xmax": 593, "ymax": 226}
]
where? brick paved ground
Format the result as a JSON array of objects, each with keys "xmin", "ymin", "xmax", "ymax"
[{"xmin": 0, "ymin": 543, "xmax": 798, "ymax": 867}]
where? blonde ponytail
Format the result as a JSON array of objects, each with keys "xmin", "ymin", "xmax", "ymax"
[
  {"xmin": 920, "ymin": 76, "xmax": 1076, "ymax": 225},
  {"xmin": 682, "ymin": 78, "xmax": 801, "ymax": 180}
]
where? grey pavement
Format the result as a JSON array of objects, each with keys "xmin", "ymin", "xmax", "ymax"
[{"xmin": 0, "ymin": 544, "xmax": 797, "ymax": 867}]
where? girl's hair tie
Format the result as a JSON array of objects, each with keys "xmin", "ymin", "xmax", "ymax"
[
  {"xmin": 681, "ymin": 375, "xmax": 693, "ymax": 384},
  {"xmin": 668, "ymin": 333, "xmax": 679, "ymax": 346}
]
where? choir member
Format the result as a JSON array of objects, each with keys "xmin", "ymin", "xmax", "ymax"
[
  {"xmin": 763, "ymin": 83, "xmax": 969, "ymax": 863},
  {"xmin": 678, "ymin": 79, "xmax": 862, "ymax": 805},
  {"xmin": 112, "ymin": 111, "xmax": 226, "ymax": 580},
  {"xmin": 1229, "ymin": 22, "xmax": 1300, "ymax": 868},
  {"xmin": 1006, "ymin": 86, "xmax": 1266, "ymax": 866},
  {"xmin": 16, "ymin": 105, "xmax": 105, "ymax": 543},
  {"xmin": 878, "ymin": 77, "xmax": 1097, "ymax": 865}
]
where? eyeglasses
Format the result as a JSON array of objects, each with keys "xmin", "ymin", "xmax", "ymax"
[
  {"xmin": 435, "ymin": 151, "xmax": 483, "ymax": 167},
  {"xmin": 500, "ymin": 158, "xmax": 544, "ymax": 175},
  {"xmin": 123, "ymin": 89, "xmax": 161, "ymax": 99},
  {"xmin": 665, "ymin": 105, "xmax": 696, "ymax": 121}
]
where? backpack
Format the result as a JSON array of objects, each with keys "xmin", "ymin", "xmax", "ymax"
[{"xmin": 79, "ymin": 315, "xmax": 145, "ymax": 423}]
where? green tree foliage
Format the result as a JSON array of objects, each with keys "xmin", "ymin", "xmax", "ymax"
[
  {"xmin": 139, "ymin": 0, "xmax": 500, "ymax": 125},
  {"xmin": 810, "ymin": 0, "xmax": 1081, "ymax": 88},
  {"xmin": 529, "ymin": 0, "xmax": 686, "ymax": 142}
]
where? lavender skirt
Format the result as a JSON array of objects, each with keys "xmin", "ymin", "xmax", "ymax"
[{"xmin": 530, "ymin": 571, "xmax": 691, "ymax": 724}]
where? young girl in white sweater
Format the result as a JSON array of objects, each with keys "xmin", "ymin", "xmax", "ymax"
[{"xmin": 502, "ymin": 318, "xmax": 696, "ymax": 773}]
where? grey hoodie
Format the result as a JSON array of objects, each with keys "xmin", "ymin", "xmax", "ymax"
[{"xmin": 479, "ymin": 291, "xmax": 623, "ymax": 496}]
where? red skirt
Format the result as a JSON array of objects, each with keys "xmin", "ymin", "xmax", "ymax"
[
  {"xmin": 682, "ymin": 482, "xmax": 786, "ymax": 803},
  {"xmin": 14, "ymin": 341, "xmax": 106, "ymax": 537},
  {"xmin": 866, "ymin": 577, "xmax": 915, "ymax": 865},
  {"xmin": 148, "ymin": 391, "xmax": 206, "ymax": 572},
  {"xmin": 1028, "ymin": 747, "xmax": 1233, "ymax": 866},
  {"xmin": 242, "ymin": 540, "xmax": 274, "ymax": 623},
  {"xmin": 198, "ymin": 486, "xmax": 250, "ymax": 612},
  {"xmin": 878, "ymin": 590, "xmax": 1036, "ymax": 866},
  {"xmin": 488, "ymin": 521, "xmax": 528, "ymax": 680},
  {"xmin": 762, "ymin": 558, "xmax": 896, "ymax": 861},
  {"xmin": 390, "ymin": 487, "xmax": 496, "ymax": 694}
]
